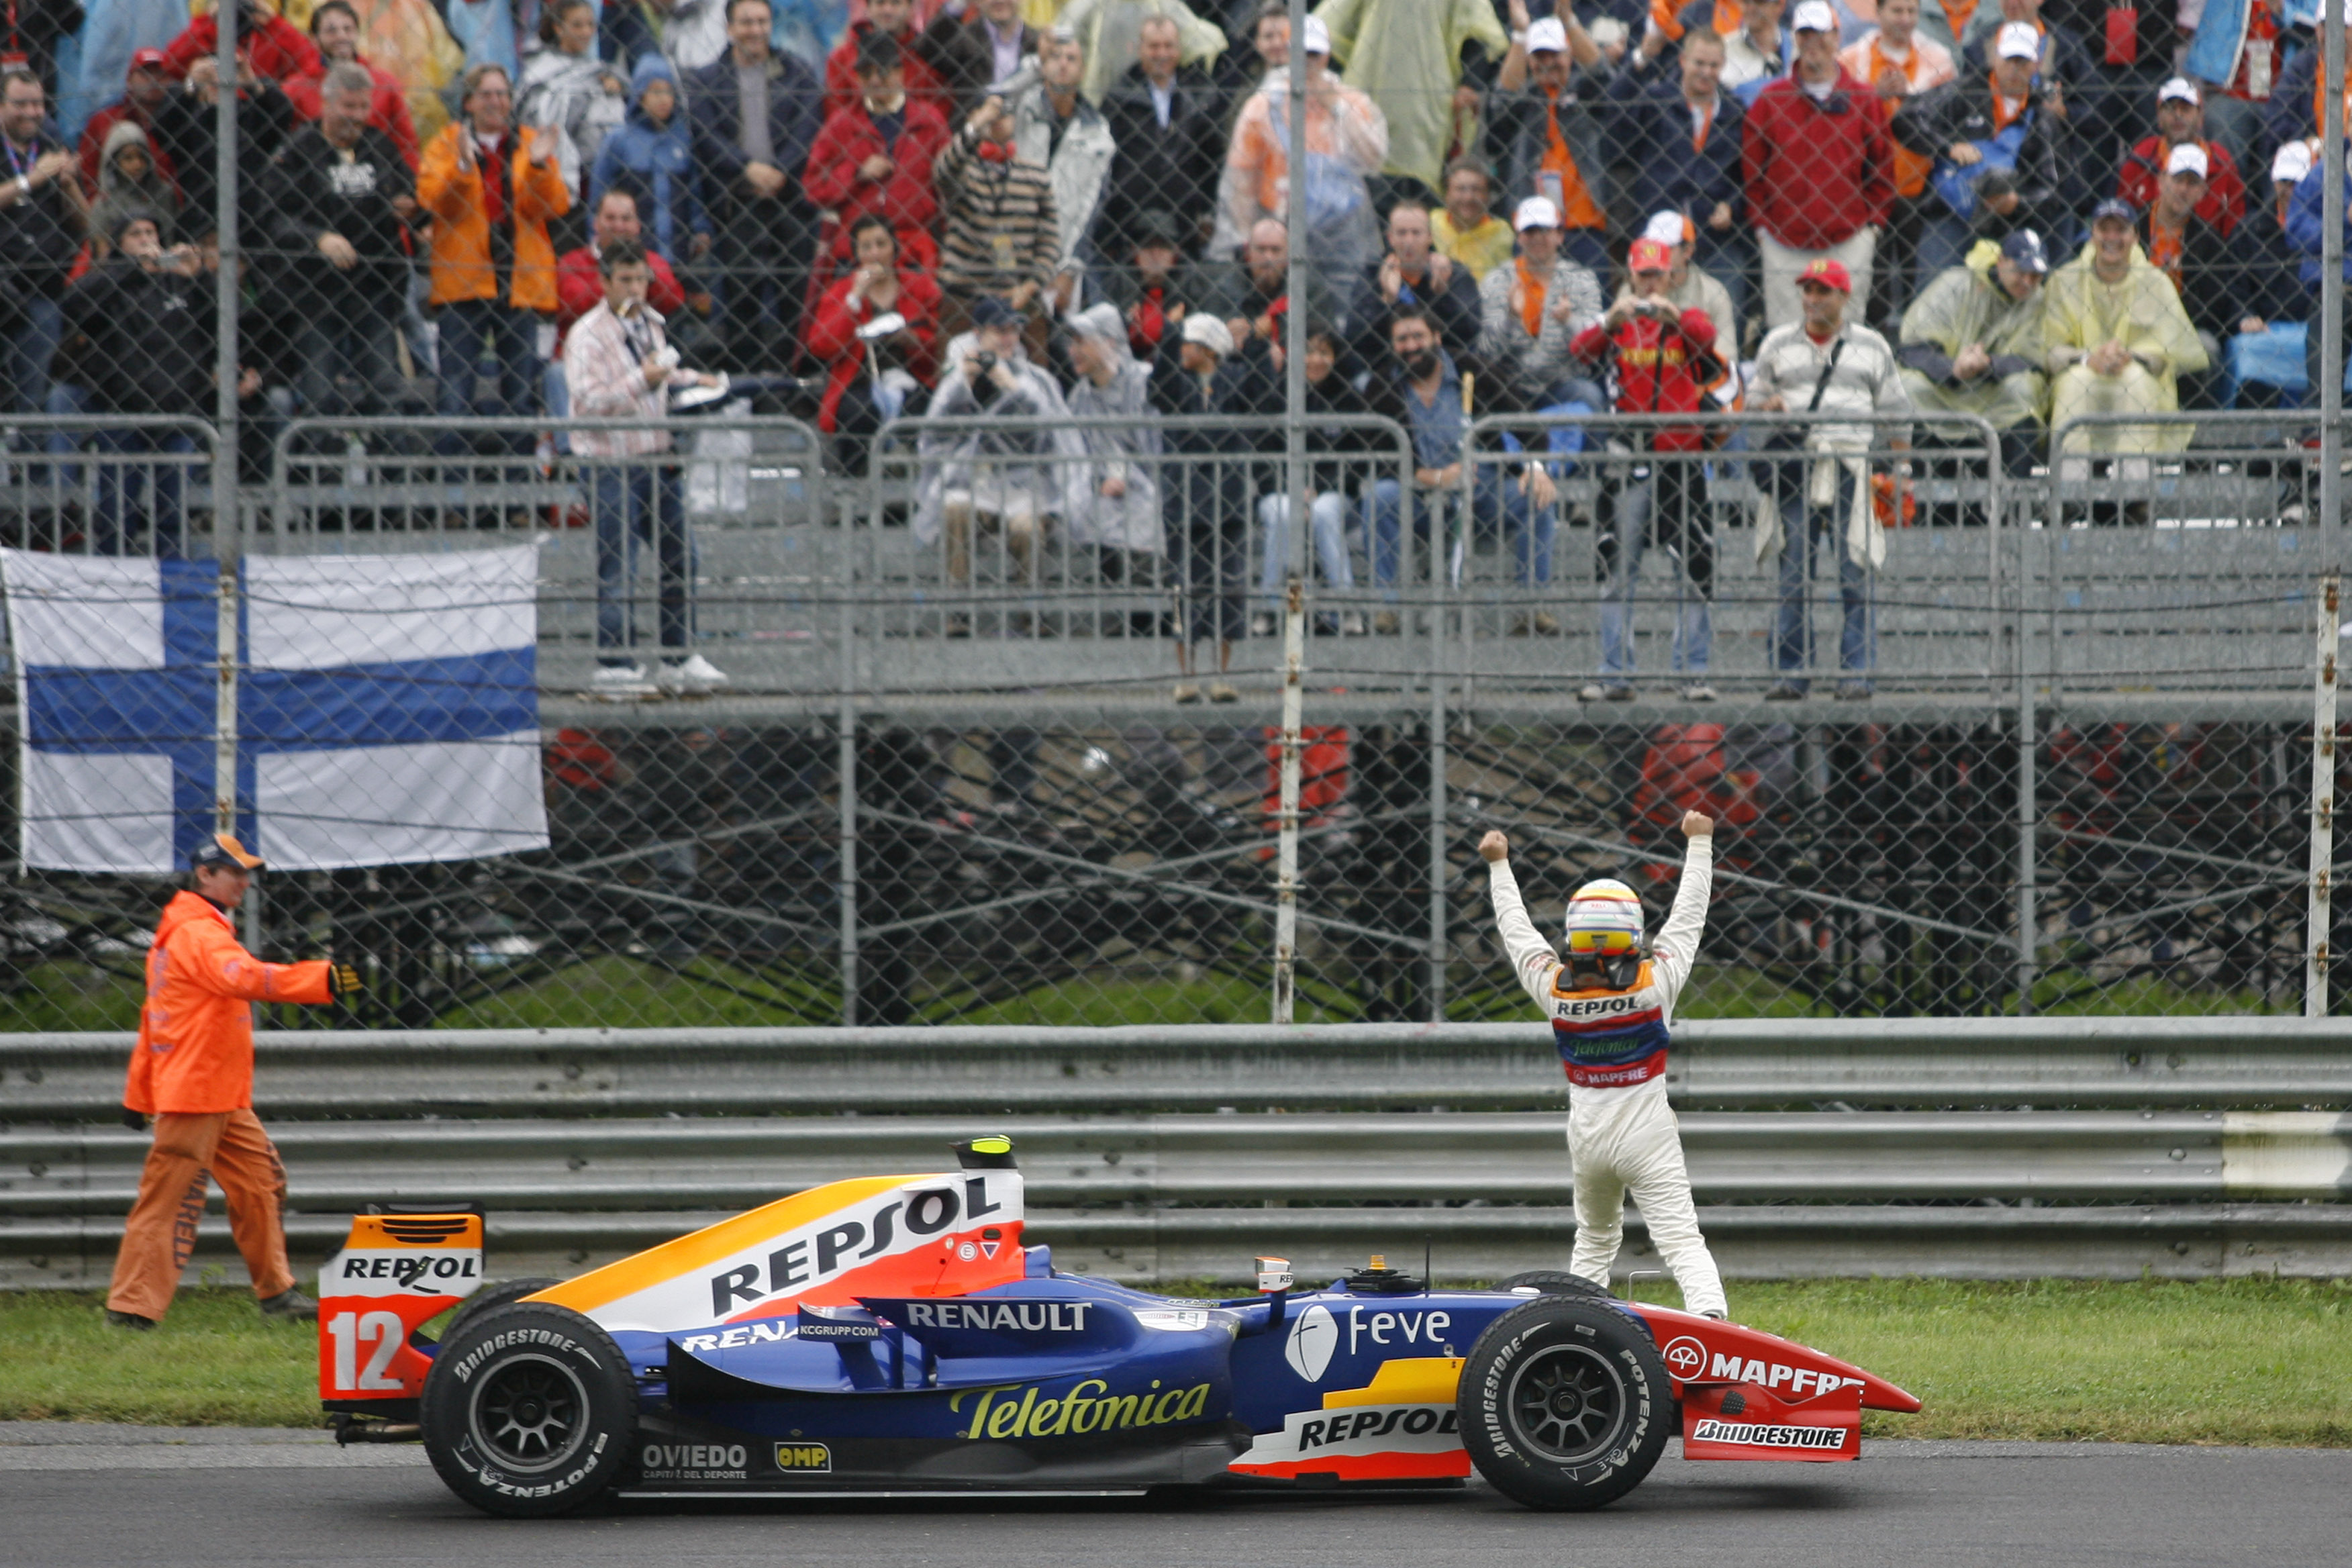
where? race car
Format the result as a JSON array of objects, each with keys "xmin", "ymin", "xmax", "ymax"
[{"xmin": 317, "ymin": 1137, "xmax": 1918, "ymax": 1516}]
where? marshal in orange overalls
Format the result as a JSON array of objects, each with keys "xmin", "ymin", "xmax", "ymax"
[{"xmin": 107, "ymin": 878, "xmax": 336, "ymax": 1324}]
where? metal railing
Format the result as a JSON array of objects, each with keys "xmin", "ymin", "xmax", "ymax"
[{"xmin": 5, "ymin": 1021, "xmax": 2347, "ymax": 1288}]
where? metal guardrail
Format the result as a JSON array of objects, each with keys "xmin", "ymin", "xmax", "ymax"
[
  {"xmin": 7, "ymin": 1020, "xmax": 2351, "ymax": 1120},
  {"xmin": 5, "ymin": 1022, "xmax": 2349, "ymax": 1287}
]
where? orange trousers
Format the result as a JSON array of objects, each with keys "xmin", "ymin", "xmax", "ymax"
[{"xmin": 106, "ymin": 1110, "xmax": 295, "ymax": 1321}]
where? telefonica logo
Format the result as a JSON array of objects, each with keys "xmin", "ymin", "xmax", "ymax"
[{"xmin": 948, "ymin": 1379, "xmax": 1211, "ymax": 1440}]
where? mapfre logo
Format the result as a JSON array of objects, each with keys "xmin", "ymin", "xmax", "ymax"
[
  {"xmin": 773, "ymin": 1442, "xmax": 832, "ymax": 1473},
  {"xmin": 1660, "ymin": 1336, "xmax": 1708, "ymax": 1380},
  {"xmin": 1283, "ymin": 1304, "xmax": 1337, "ymax": 1381}
]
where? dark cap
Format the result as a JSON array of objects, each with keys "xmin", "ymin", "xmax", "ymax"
[
  {"xmin": 2000, "ymin": 228, "xmax": 2049, "ymax": 274},
  {"xmin": 854, "ymin": 28, "xmax": 902, "ymax": 73},
  {"xmin": 191, "ymin": 832, "xmax": 264, "ymax": 872},
  {"xmin": 2090, "ymin": 197, "xmax": 2137, "ymax": 226},
  {"xmin": 109, "ymin": 203, "xmax": 163, "ymax": 244},
  {"xmin": 970, "ymin": 293, "xmax": 1018, "ymax": 328},
  {"xmin": 1130, "ymin": 208, "xmax": 1183, "ymax": 250}
]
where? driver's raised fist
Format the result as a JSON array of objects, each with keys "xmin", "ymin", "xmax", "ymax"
[
  {"xmin": 1478, "ymin": 830, "xmax": 1510, "ymax": 863},
  {"xmin": 1681, "ymin": 811, "xmax": 1714, "ymax": 838}
]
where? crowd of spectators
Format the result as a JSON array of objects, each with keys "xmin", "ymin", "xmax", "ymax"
[{"xmin": 6, "ymin": 0, "xmax": 2352, "ymax": 690}]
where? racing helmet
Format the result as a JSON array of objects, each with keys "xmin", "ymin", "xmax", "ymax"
[{"xmin": 1564, "ymin": 878, "xmax": 1645, "ymax": 987}]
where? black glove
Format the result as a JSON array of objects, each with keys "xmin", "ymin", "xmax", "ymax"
[
  {"xmin": 329, "ymin": 963, "xmax": 362, "ymax": 998},
  {"xmin": 121, "ymin": 1108, "xmax": 149, "ymax": 1132}
]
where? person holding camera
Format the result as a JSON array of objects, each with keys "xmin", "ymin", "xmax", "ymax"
[
  {"xmin": 1569, "ymin": 236, "xmax": 1725, "ymax": 703},
  {"xmin": 569, "ymin": 239, "xmax": 728, "ymax": 697}
]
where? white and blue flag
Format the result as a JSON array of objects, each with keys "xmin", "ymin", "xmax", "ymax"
[{"xmin": 3, "ymin": 546, "xmax": 549, "ymax": 873}]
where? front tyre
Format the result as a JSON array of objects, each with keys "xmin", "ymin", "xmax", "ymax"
[
  {"xmin": 420, "ymin": 1302, "xmax": 637, "ymax": 1518},
  {"xmin": 1457, "ymin": 1297, "xmax": 1670, "ymax": 1511}
]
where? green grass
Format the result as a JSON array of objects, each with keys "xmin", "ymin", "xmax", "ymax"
[
  {"xmin": 7, "ymin": 1278, "xmax": 2348, "ymax": 1442},
  {"xmin": 0, "ymin": 962, "xmax": 145, "ymax": 1032}
]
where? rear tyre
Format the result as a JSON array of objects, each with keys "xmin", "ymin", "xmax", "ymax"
[
  {"xmin": 1457, "ymin": 1297, "xmax": 1670, "ymax": 1511},
  {"xmin": 437, "ymin": 1277, "xmax": 565, "ymax": 1344},
  {"xmin": 1496, "ymin": 1269, "xmax": 1614, "ymax": 1301},
  {"xmin": 421, "ymin": 1302, "xmax": 636, "ymax": 1518}
]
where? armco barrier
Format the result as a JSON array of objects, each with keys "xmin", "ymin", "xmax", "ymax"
[{"xmin": 4, "ymin": 1022, "xmax": 2347, "ymax": 1289}]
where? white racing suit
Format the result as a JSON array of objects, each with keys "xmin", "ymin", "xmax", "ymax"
[{"xmin": 1488, "ymin": 839, "xmax": 1728, "ymax": 1318}]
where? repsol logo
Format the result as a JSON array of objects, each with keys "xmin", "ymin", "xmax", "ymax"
[
  {"xmin": 1553, "ymin": 992, "xmax": 1653, "ymax": 1020},
  {"xmin": 707, "ymin": 1177, "xmax": 1003, "ymax": 1318},
  {"xmin": 1707, "ymin": 1354, "xmax": 1863, "ymax": 1396},
  {"xmin": 337, "ymin": 1254, "xmax": 481, "ymax": 1284},
  {"xmin": 1297, "ymin": 1406, "xmax": 1459, "ymax": 1449},
  {"xmin": 950, "ymin": 1379, "xmax": 1211, "ymax": 1440},
  {"xmin": 905, "ymin": 1300, "xmax": 1090, "ymax": 1332},
  {"xmin": 448, "ymin": 1328, "xmax": 585, "ymax": 1384},
  {"xmin": 641, "ymin": 1443, "xmax": 747, "ymax": 1471},
  {"xmin": 1689, "ymin": 1420, "xmax": 1847, "ymax": 1450}
]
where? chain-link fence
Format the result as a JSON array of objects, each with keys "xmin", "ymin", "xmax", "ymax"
[{"xmin": 4, "ymin": 1, "xmax": 2351, "ymax": 1030}]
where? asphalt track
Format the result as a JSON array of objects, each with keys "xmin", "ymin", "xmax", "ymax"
[{"xmin": 1, "ymin": 1424, "xmax": 2343, "ymax": 1568}]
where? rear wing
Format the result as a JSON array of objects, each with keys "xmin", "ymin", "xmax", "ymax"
[{"xmin": 317, "ymin": 1210, "xmax": 485, "ymax": 1424}]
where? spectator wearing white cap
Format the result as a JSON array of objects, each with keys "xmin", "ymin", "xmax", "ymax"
[
  {"xmin": 1838, "ymin": 0, "xmax": 1957, "ymax": 334},
  {"xmin": 2221, "ymin": 138, "xmax": 2316, "ymax": 409},
  {"xmin": 2179, "ymin": 0, "xmax": 2289, "ymax": 185},
  {"xmin": 1150, "ymin": 302, "xmax": 1277, "ymax": 700},
  {"xmin": 1476, "ymin": 193, "xmax": 1606, "ymax": 407},
  {"xmin": 1215, "ymin": 13, "xmax": 1387, "ymax": 291},
  {"xmin": 1890, "ymin": 20, "xmax": 2068, "ymax": 296},
  {"xmin": 2286, "ymin": 131, "xmax": 2352, "ymax": 416},
  {"xmin": 1743, "ymin": 0, "xmax": 1894, "ymax": 331},
  {"xmin": 2135, "ymin": 140, "xmax": 2242, "ymax": 409},
  {"xmin": 1491, "ymin": 9, "xmax": 1614, "ymax": 275},
  {"xmin": 2117, "ymin": 77, "xmax": 2245, "ymax": 238},
  {"xmin": 1606, "ymin": 23, "xmax": 1753, "ymax": 332}
]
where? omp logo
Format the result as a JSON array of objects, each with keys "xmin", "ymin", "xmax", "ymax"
[
  {"xmin": 1706, "ymin": 1353, "xmax": 1863, "ymax": 1395},
  {"xmin": 950, "ymin": 1379, "xmax": 1212, "ymax": 1440},
  {"xmin": 641, "ymin": 1443, "xmax": 747, "ymax": 1471},
  {"xmin": 1659, "ymin": 1336, "xmax": 1708, "ymax": 1379},
  {"xmin": 1284, "ymin": 1304, "xmax": 1336, "ymax": 1381},
  {"xmin": 1689, "ymin": 1420, "xmax": 1848, "ymax": 1450},
  {"xmin": 773, "ymin": 1443, "xmax": 832, "ymax": 1473}
]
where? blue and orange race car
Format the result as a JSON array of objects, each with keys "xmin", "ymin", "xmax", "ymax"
[{"xmin": 317, "ymin": 1137, "xmax": 1918, "ymax": 1516}]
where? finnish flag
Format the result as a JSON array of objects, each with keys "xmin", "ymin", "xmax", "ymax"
[{"xmin": 3, "ymin": 546, "xmax": 549, "ymax": 873}]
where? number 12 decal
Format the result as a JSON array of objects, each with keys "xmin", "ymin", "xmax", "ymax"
[{"xmin": 326, "ymin": 1310, "xmax": 407, "ymax": 1391}]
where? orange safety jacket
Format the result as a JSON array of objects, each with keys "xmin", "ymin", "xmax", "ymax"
[
  {"xmin": 417, "ymin": 122, "xmax": 571, "ymax": 313},
  {"xmin": 124, "ymin": 891, "xmax": 332, "ymax": 1115}
]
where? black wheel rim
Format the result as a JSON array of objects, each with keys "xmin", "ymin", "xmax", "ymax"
[
  {"xmin": 470, "ymin": 1353, "xmax": 589, "ymax": 1474},
  {"xmin": 1504, "ymin": 1342, "xmax": 1627, "ymax": 1464}
]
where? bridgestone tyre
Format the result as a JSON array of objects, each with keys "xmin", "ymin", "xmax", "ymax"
[
  {"xmin": 1496, "ymin": 1270, "xmax": 1616, "ymax": 1302},
  {"xmin": 421, "ymin": 1302, "xmax": 638, "ymax": 1518},
  {"xmin": 1457, "ymin": 1297, "xmax": 1671, "ymax": 1511},
  {"xmin": 437, "ymin": 1277, "xmax": 565, "ymax": 1344}
]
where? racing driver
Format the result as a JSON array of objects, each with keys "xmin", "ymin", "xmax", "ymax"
[
  {"xmin": 1479, "ymin": 812, "xmax": 1727, "ymax": 1319},
  {"xmin": 105, "ymin": 834, "xmax": 359, "ymax": 1329}
]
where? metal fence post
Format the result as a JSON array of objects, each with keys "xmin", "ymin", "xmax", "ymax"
[
  {"xmin": 837, "ymin": 458, "xmax": 863, "ymax": 1027},
  {"xmin": 1272, "ymin": 576, "xmax": 1304, "ymax": 1022},
  {"xmin": 2310, "ymin": 573, "xmax": 2340, "ymax": 1017}
]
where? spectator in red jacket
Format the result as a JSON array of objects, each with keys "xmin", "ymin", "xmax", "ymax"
[
  {"xmin": 1570, "ymin": 236, "xmax": 1724, "ymax": 703},
  {"xmin": 79, "ymin": 48, "xmax": 176, "ymax": 195},
  {"xmin": 163, "ymin": 1, "xmax": 322, "ymax": 87},
  {"xmin": 807, "ymin": 213, "xmax": 940, "ymax": 467},
  {"xmin": 556, "ymin": 187, "xmax": 687, "ymax": 358},
  {"xmin": 805, "ymin": 30, "xmax": 948, "ymax": 275},
  {"xmin": 1742, "ymin": 0, "xmax": 1894, "ymax": 331},
  {"xmin": 825, "ymin": 0, "xmax": 945, "ymax": 115},
  {"xmin": 282, "ymin": 1, "xmax": 421, "ymax": 173},
  {"xmin": 2116, "ymin": 77, "xmax": 2245, "ymax": 240}
]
